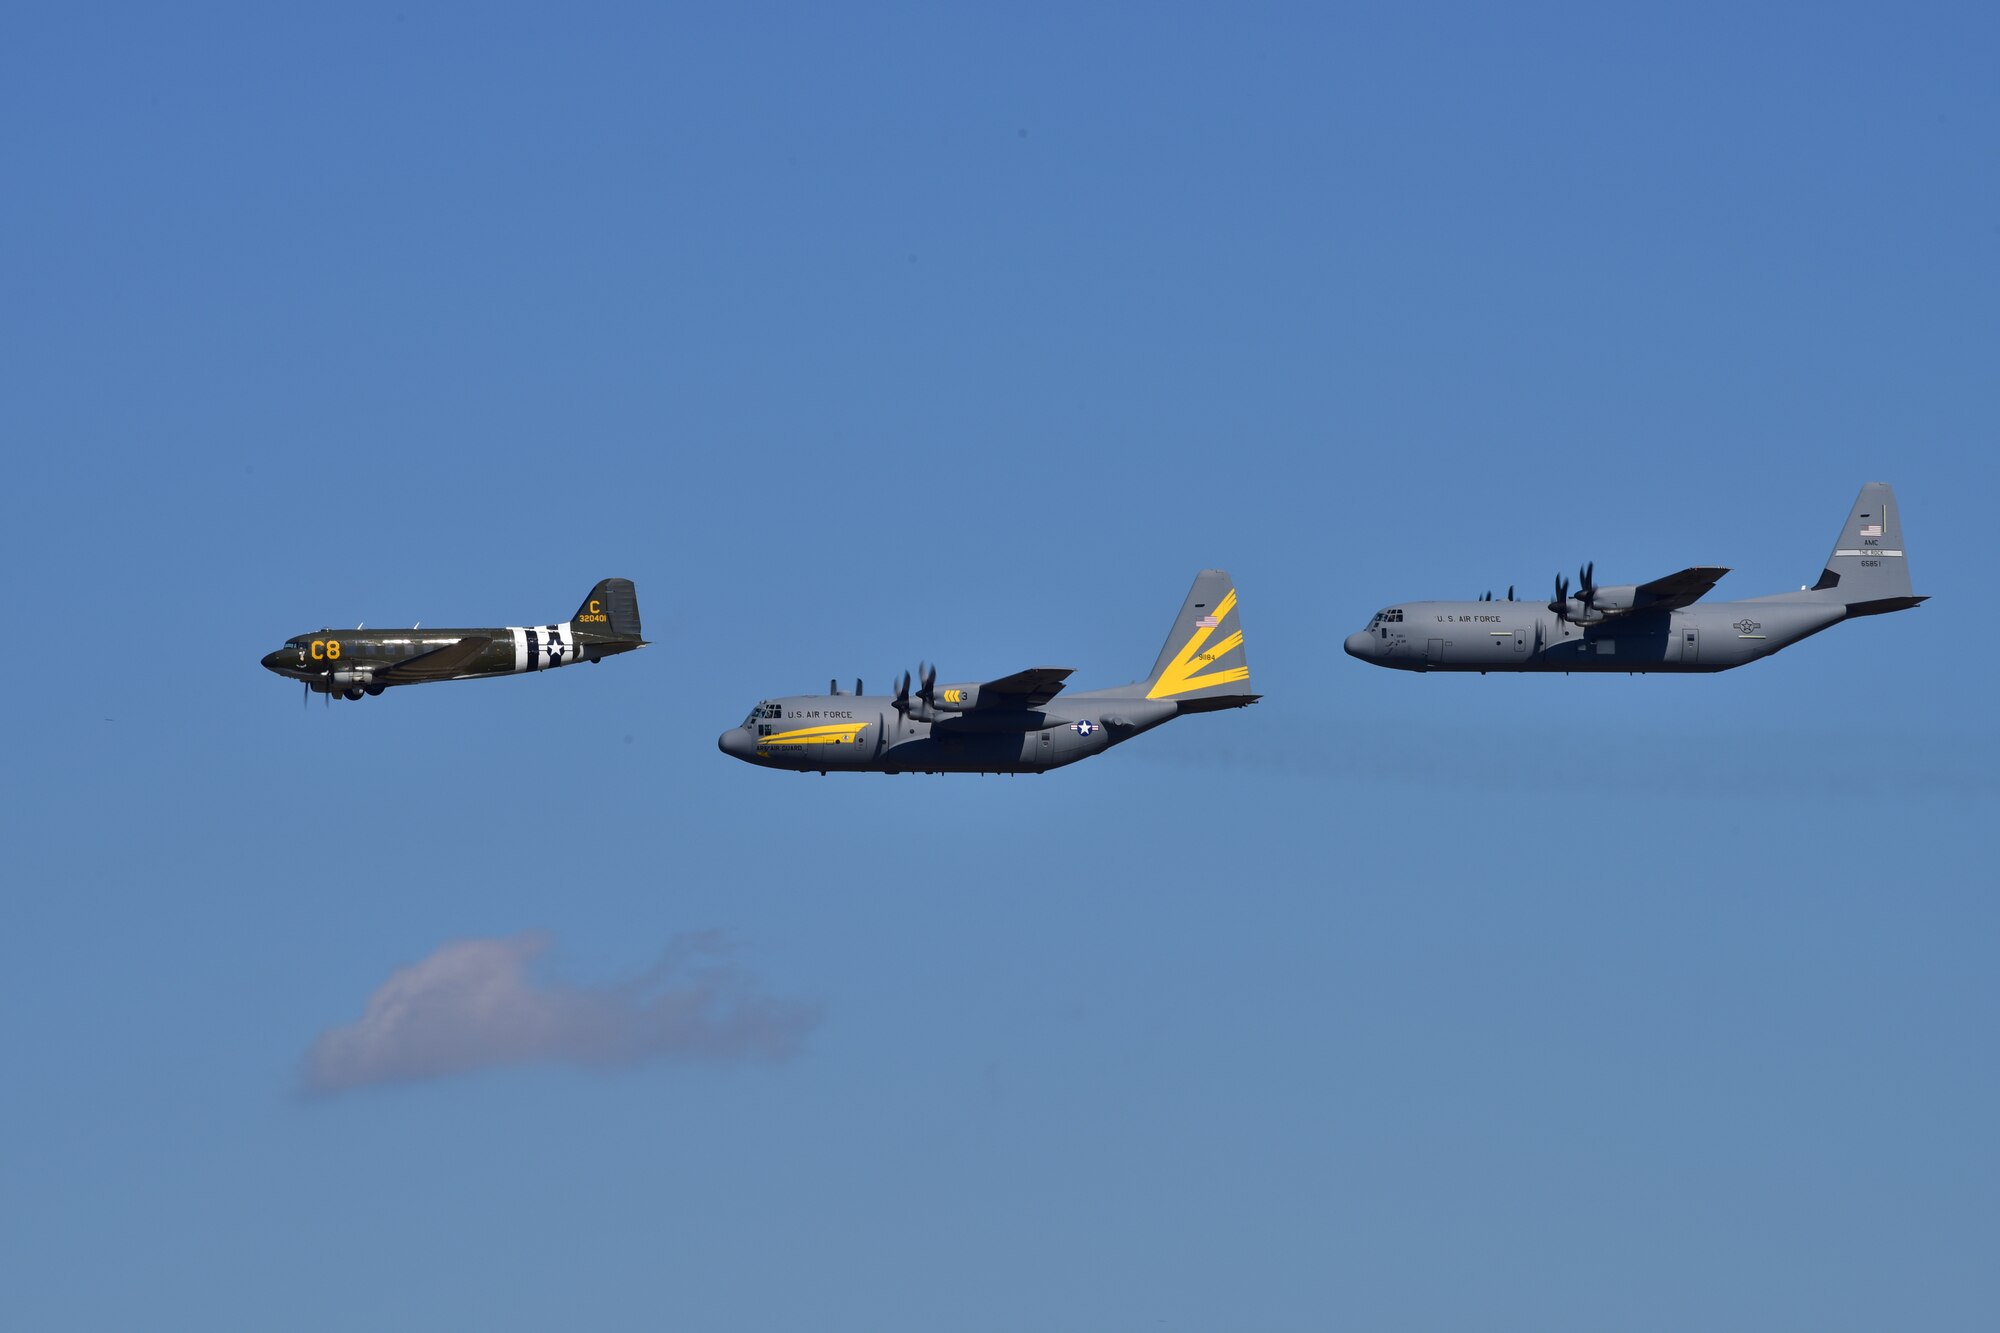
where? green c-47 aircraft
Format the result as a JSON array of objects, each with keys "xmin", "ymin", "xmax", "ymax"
[
  {"xmin": 718, "ymin": 570, "xmax": 1258, "ymax": 774},
  {"xmin": 261, "ymin": 578, "xmax": 646, "ymax": 701}
]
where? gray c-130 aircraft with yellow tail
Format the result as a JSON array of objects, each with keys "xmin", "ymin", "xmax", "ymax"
[
  {"xmin": 261, "ymin": 578, "xmax": 646, "ymax": 701},
  {"xmin": 718, "ymin": 570, "xmax": 1256, "ymax": 774},
  {"xmin": 1344, "ymin": 483, "xmax": 1924, "ymax": 674}
]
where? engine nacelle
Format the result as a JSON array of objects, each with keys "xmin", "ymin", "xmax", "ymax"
[
  {"xmin": 1556, "ymin": 586, "xmax": 1641, "ymax": 622},
  {"xmin": 1583, "ymin": 584, "xmax": 1640, "ymax": 614},
  {"xmin": 329, "ymin": 669, "xmax": 376, "ymax": 689},
  {"xmin": 930, "ymin": 682, "xmax": 982, "ymax": 713}
]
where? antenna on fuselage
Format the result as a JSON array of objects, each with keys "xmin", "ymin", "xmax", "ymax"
[
  {"xmin": 830, "ymin": 678, "xmax": 839, "ymax": 695},
  {"xmin": 855, "ymin": 679, "xmax": 862, "ymax": 695}
]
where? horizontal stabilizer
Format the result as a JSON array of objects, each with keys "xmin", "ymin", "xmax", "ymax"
[
  {"xmin": 1174, "ymin": 692, "xmax": 1261, "ymax": 714},
  {"xmin": 1843, "ymin": 594, "xmax": 1929, "ymax": 618}
]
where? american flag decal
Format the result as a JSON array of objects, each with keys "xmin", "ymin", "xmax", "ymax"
[
  {"xmin": 1196, "ymin": 615, "xmax": 1220, "ymax": 629},
  {"xmin": 1859, "ymin": 523, "xmax": 1882, "ymax": 538}
]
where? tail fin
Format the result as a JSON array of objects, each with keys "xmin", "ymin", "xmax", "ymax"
[
  {"xmin": 1808, "ymin": 484, "xmax": 1925, "ymax": 615},
  {"xmin": 572, "ymin": 578, "xmax": 644, "ymax": 641},
  {"xmin": 1140, "ymin": 569, "xmax": 1256, "ymax": 709}
]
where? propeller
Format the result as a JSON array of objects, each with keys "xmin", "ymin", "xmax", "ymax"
[
  {"xmin": 893, "ymin": 665, "xmax": 939, "ymax": 719},
  {"xmin": 1576, "ymin": 561, "xmax": 1597, "ymax": 615},
  {"xmin": 1548, "ymin": 572, "xmax": 1571, "ymax": 620}
]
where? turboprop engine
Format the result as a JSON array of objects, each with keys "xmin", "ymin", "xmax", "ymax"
[
  {"xmin": 1574, "ymin": 583, "xmax": 1640, "ymax": 613},
  {"xmin": 930, "ymin": 681, "xmax": 983, "ymax": 712},
  {"xmin": 1549, "ymin": 562, "xmax": 1628, "ymax": 624},
  {"xmin": 891, "ymin": 663, "xmax": 982, "ymax": 722},
  {"xmin": 1548, "ymin": 561, "xmax": 1684, "ymax": 622}
]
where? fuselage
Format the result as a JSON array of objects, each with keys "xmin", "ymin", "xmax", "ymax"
[
  {"xmin": 719, "ymin": 569, "xmax": 1256, "ymax": 772},
  {"xmin": 262, "ymin": 577, "xmax": 646, "ymax": 701},
  {"xmin": 260, "ymin": 623, "xmax": 641, "ymax": 696},
  {"xmin": 717, "ymin": 690, "xmax": 1180, "ymax": 773},
  {"xmin": 1342, "ymin": 593, "xmax": 1847, "ymax": 673}
]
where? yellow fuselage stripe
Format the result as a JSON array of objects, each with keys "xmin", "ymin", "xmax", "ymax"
[{"xmin": 757, "ymin": 723, "xmax": 869, "ymax": 748}]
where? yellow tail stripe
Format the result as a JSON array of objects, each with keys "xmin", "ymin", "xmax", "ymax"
[
  {"xmin": 1146, "ymin": 589, "xmax": 1246, "ymax": 699},
  {"xmin": 1170, "ymin": 665, "xmax": 1250, "ymax": 692}
]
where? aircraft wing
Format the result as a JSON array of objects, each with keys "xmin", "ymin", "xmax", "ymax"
[
  {"xmin": 978, "ymin": 666, "xmax": 1073, "ymax": 707},
  {"xmin": 1636, "ymin": 566, "xmax": 1730, "ymax": 611},
  {"xmin": 373, "ymin": 636, "xmax": 495, "ymax": 684}
]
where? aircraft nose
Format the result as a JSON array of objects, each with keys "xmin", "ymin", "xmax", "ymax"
[
  {"xmin": 1344, "ymin": 631, "xmax": 1374, "ymax": 660},
  {"xmin": 718, "ymin": 727, "xmax": 755, "ymax": 762},
  {"xmin": 261, "ymin": 649, "xmax": 289, "ymax": 673}
]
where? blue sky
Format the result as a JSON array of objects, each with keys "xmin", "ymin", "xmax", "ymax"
[{"xmin": 3, "ymin": 3, "xmax": 1996, "ymax": 1329}]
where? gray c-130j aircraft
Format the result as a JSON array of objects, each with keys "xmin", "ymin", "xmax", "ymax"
[
  {"xmin": 718, "ymin": 570, "xmax": 1256, "ymax": 774},
  {"xmin": 1344, "ymin": 483, "xmax": 1924, "ymax": 674}
]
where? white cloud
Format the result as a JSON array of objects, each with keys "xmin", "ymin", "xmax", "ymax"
[{"xmin": 302, "ymin": 931, "xmax": 818, "ymax": 1096}]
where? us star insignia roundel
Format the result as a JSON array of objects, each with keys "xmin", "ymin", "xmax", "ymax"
[{"xmin": 1071, "ymin": 720, "xmax": 1099, "ymax": 736}]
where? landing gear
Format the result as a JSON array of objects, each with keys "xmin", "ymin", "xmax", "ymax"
[
  {"xmin": 344, "ymin": 689, "xmax": 365, "ymax": 701},
  {"xmin": 364, "ymin": 685, "xmax": 384, "ymax": 697}
]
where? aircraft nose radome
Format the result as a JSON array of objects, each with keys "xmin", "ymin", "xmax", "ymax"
[
  {"xmin": 260, "ymin": 650, "xmax": 287, "ymax": 672},
  {"xmin": 718, "ymin": 728, "xmax": 754, "ymax": 761},
  {"xmin": 1344, "ymin": 631, "xmax": 1373, "ymax": 660}
]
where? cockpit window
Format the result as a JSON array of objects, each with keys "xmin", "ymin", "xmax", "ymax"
[
  {"xmin": 1371, "ymin": 607, "xmax": 1404, "ymax": 625},
  {"xmin": 743, "ymin": 703, "xmax": 782, "ymax": 726}
]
